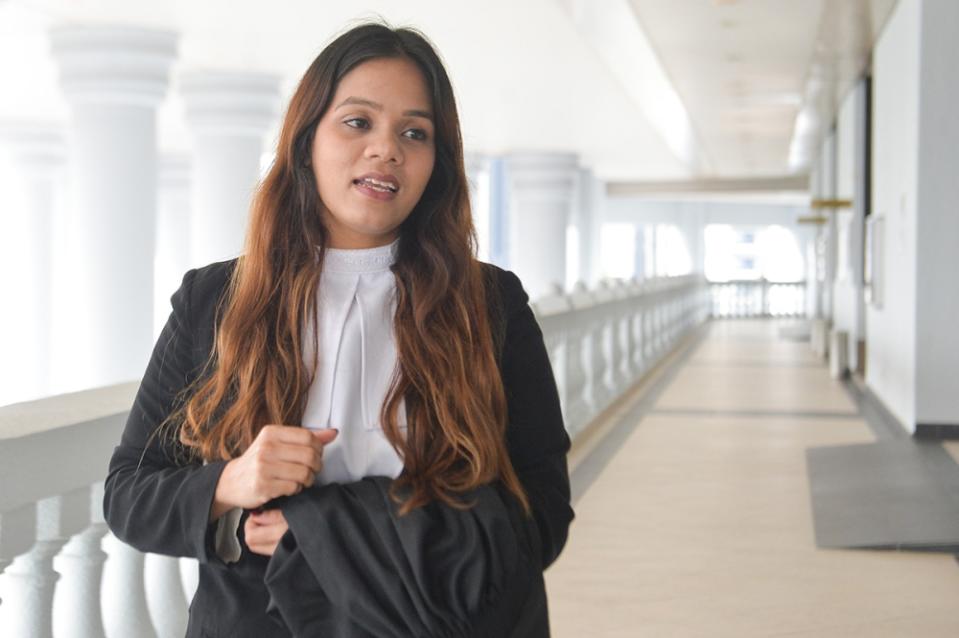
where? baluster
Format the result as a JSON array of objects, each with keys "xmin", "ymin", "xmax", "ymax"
[
  {"xmin": 542, "ymin": 329, "xmax": 568, "ymax": 434},
  {"xmin": 566, "ymin": 321, "xmax": 589, "ymax": 433},
  {"xmin": 144, "ymin": 554, "xmax": 189, "ymax": 638},
  {"xmin": 632, "ymin": 308, "xmax": 644, "ymax": 376},
  {"xmin": 53, "ymin": 483, "xmax": 108, "ymax": 638},
  {"xmin": 101, "ymin": 532, "xmax": 158, "ymax": 638},
  {"xmin": 1, "ymin": 489, "xmax": 89, "ymax": 638},
  {"xmin": 617, "ymin": 311, "xmax": 631, "ymax": 391},
  {"xmin": 596, "ymin": 320, "xmax": 613, "ymax": 411},
  {"xmin": 622, "ymin": 307, "xmax": 637, "ymax": 385},
  {"xmin": 0, "ymin": 503, "xmax": 38, "ymax": 633},
  {"xmin": 179, "ymin": 558, "xmax": 199, "ymax": 605}
]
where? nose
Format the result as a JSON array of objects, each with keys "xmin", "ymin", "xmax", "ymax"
[{"xmin": 364, "ymin": 129, "xmax": 402, "ymax": 164}]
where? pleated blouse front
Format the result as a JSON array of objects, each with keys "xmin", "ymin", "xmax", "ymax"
[{"xmin": 301, "ymin": 238, "xmax": 406, "ymax": 485}]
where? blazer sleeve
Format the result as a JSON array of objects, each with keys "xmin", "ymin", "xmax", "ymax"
[
  {"xmin": 497, "ymin": 269, "xmax": 575, "ymax": 570},
  {"xmin": 102, "ymin": 268, "xmax": 230, "ymax": 563}
]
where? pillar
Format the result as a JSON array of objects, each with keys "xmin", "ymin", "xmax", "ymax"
[
  {"xmin": 465, "ymin": 152, "xmax": 491, "ymax": 261},
  {"xmin": 155, "ymin": 153, "xmax": 191, "ymax": 337},
  {"xmin": 49, "ymin": 24, "xmax": 177, "ymax": 388},
  {"xmin": 506, "ymin": 152, "xmax": 578, "ymax": 300},
  {"xmin": 179, "ymin": 71, "xmax": 280, "ymax": 267},
  {"xmin": 0, "ymin": 123, "xmax": 64, "ymax": 401}
]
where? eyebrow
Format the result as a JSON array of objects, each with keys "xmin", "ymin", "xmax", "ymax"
[{"xmin": 334, "ymin": 96, "xmax": 433, "ymax": 121}]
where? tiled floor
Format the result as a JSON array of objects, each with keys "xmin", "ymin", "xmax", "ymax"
[{"xmin": 546, "ymin": 319, "xmax": 959, "ymax": 637}]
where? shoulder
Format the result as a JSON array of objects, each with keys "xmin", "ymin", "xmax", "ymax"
[
  {"xmin": 172, "ymin": 258, "xmax": 238, "ymax": 314},
  {"xmin": 188, "ymin": 258, "xmax": 239, "ymax": 300},
  {"xmin": 168, "ymin": 259, "xmax": 238, "ymax": 348},
  {"xmin": 478, "ymin": 261, "xmax": 530, "ymax": 314}
]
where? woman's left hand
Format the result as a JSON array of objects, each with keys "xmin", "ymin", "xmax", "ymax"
[{"xmin": 244, "ymin": 508, "xmax": 289, "ymax": 557}]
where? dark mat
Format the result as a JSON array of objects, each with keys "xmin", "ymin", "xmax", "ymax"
[{"xmin": 806, "ymin": 439, "xmax": 959, "ymax": 551}]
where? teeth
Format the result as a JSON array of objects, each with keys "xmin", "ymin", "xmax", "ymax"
[{"xmin": 357, "ymin": 177, "xmax": 397, "ymax": 192}]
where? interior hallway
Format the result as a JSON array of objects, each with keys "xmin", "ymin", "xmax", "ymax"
[{"xmin": 546, "ymin": 319, "xmax": 959, "ymax": 637}]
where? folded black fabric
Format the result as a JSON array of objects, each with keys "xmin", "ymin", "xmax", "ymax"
[{"xmin": 264, "ymin": 477, "xmax": 549, "ymax": 637}]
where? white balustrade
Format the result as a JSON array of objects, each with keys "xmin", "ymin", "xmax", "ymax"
[
  {"xmin": 143, "ymin": 552, "xmax": 189, "ymax": 637},
  {"xmin": 1, "ymin": 274, "xmax": 710, "ymax": 635},
  {"xmin": 710, "ymin": 280, "xmax": 807, "ymax": 318},
  {"xmin": 533, "ymin": 274, "xmax": 711, "ymax": 435}
]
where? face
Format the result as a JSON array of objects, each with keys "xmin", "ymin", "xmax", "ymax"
[{"xmin": 310, "ymin": 57, "xmax": 436, "ymax": 249}]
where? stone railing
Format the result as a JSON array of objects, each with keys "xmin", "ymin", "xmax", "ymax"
[
  {"xmin": 533, "ymin": 274, "xmax": 711, "ymax": 436},
  {"xmin": 0, "ymin": 384, "xmax": 198, "ymax": 638},
  {"xmin": 0, "ymin": 274, "xmax": 710, "ymax": 636},
  {"xmin": 709, "ymin": 280, "xmax": 806, "ymax": 318}
]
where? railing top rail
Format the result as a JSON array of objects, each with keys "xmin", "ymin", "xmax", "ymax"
[{"xmin": 0, "ymin": 382, "xmax": 138, "ymax": 440}]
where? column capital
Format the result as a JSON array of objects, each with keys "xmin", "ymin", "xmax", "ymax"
[
  {"xmin": 506, "ymin": 152, "xmax": 579, "ymax": 200},
  {"xmin": 49, "ymin": 24, "xmax": 178, "ymax": 106},
  {"xmin": 179, "ymin": 70, "xmax": 282, "ymax": 137}
]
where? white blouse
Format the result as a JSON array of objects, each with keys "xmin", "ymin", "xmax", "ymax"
[
  {"xmin": 214, "ymin": 238, "xmax": 405, "ymax": 563},
  {"xmin": 301, "ymin": 238, "xmax": 406, "ymax": 484}
]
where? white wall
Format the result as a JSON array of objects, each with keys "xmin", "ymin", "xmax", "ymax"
[
  {"xmin": 867, "ymin": 0, "xmax": 920, "ymax": 430},
  {"xmin": 831, "ymin": 80, "xmax": 868, "ymax": 372},
  {"xmin": 914, "ymin": 0, "xmax": 959, "ymax": 425}
]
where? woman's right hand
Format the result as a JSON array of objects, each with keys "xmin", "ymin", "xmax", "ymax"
[{"xmin": 210, "ymin": 425, "xmax": 338, "ymax": 521}]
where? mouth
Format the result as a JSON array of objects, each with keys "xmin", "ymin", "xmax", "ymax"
[
  {"xmin": 352, "ymin": 176, "xmax": 399, "ymax": 201},
  {"xmin": 352, "ymin": 174, "xmax": 399, "ymax": 194}
]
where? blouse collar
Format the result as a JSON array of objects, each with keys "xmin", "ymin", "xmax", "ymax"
[{"xmin": 321, "ymin": 237, "xmax": 399, "ymax": 274}]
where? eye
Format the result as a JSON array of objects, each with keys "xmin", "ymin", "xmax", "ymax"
[
  {"xmin": 344, "ymin": 117, "xmax": 370, "ymax": 130},
  {"xmin": 404, "ymin": 128, "xmax": 429, "ymax": 142}
]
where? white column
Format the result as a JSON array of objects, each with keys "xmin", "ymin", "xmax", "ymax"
[
  {"xmin": 574, "ymin": 167, "xmax": 604, "ymax": 288},
  {"xmin": 465, "ymin": 152, "xmax": 491, "ymax": 261},
  {"xmin": 155, "ymin": 153, "xmax": 192, "ymax": 337},
  {"xmin": 0, "ymin": 123, "xmax": 64, "ymax": 402},
  {"xmin": 633, "ymin": 225, "xmax": 647, "ymax": 280},
  {"xmin": 179, "ymin": 71, "xmax": 281, "ymax": 267},
  {"xmin": 49, "ymin": 25, "xmax": 177, "ymax": 389},
  {"xmin": 506, "ymin": 153, "xmax": 578, "ymax": 301}
]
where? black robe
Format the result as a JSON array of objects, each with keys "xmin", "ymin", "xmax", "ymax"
[{"xmin": 103, "ymin": 258, "xmax": 574, "ymax": 637}]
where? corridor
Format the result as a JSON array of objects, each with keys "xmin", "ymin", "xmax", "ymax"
[{"xmin": 547, "ymin": 320, "xmax": 959, "ymax": 637}]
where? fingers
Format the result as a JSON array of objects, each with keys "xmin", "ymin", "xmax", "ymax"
[
  {"xmin": 259, "ymin": 440, "xmax": 323, "ymax": 473},
  {"xmin": 260, "ymin": 424, "xmax": 335, "ymax": 448},
  {"xmin": 264, "ymin": 461, "xmax": 315, "ymax": 489},
  {"xmin": 248, "ymin": 508, "xmax": 286, "ymax": 525},
  {"xmin": 311, "ymin": 428, "xmax": 339, "ymax": 446},
  {"xmin": 244, "ymin": 511, "xmax": 289, "ymax": 557}
]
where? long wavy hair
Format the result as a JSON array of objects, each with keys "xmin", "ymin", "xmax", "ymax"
[{"xmin": 168, "ymin": 21, "xmax": 529, "ymax": 515}]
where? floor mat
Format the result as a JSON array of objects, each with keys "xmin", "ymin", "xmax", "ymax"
[{"xmin": 806, "ymin": 439, "xmax": 959, "ymax": 551}]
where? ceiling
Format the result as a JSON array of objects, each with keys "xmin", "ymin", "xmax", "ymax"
[
  {"xmin": 624, "ymin": 0, "xmax": 898, "ymax": 178},
  {"xmin": 0, "ymin": 0, "xmax": 898, "ymax": 185}
]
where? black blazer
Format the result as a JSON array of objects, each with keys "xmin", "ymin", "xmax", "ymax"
[{"xmin": 103, "ymin": 258, "xmax": 574, "ymax": 637}]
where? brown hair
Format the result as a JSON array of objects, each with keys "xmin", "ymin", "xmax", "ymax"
[{"xmin": 170, "ymin": 21, "xmax": 529, "ymax": 515}]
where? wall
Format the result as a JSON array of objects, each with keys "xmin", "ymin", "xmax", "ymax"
[
  {"xmin": 867, "ymin": 0, "xmax": 920, "ymax": 430},
  {"xmin": 914, "ymin": 0, "xmax": 959, "ymax": 425}
]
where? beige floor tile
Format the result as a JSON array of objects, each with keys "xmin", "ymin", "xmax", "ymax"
[{"xmin": 547, "ymin": 320, "xmax": 959, "ymax": 637}]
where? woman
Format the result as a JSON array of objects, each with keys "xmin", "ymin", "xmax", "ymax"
[{"xmin": 104, "ymin": 21, "xmax": 573, "ymax": 637}]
